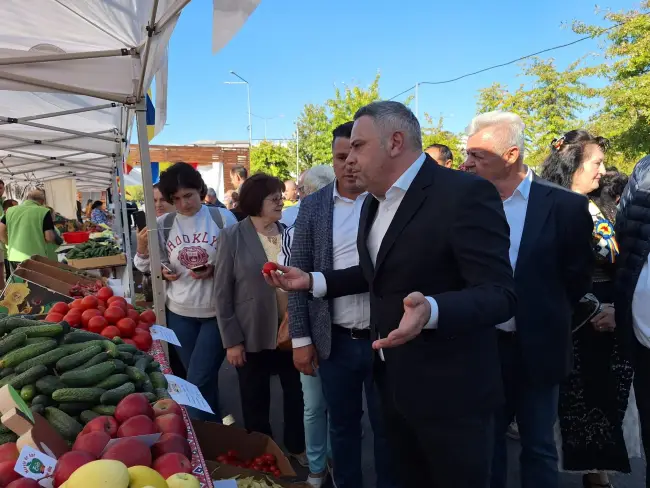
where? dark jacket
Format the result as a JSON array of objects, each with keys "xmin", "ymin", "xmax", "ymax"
[{"xmin": 615, "ymin": 155, "xmax": 650, "ymax": 357}]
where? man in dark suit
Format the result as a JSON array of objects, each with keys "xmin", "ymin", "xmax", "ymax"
[
  {"xmin": 265, "ymin": 101, "xmax": 516, "ymax": 487},
  {"xmin": 463, "ymin": 112, "xmax": 594, "ymax": 488}
]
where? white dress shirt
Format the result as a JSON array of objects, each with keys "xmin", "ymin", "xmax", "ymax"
[
  {"xmin": 311, "ymin": 153, "xmax": 438, "ymax": 329},
  {"xmin": 495, "ymin": 167, "xmax": 533, "ymax": 332},
  {"xmin": 292, "ymin": 185, "xmax": 371, "ymax": 348},
  {"xmin": 633, "ymin": 256, "xmax": 650, "ymax": 349},
  {"xmin": 280, "ymin": 201, "xmax": 301, "ymax": 227}
]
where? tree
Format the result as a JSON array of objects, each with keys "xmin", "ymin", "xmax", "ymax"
[
  {"xmin": 125, "ymin": 185, "xmax": 144, "ymax": 202},
  {"xmin": 421, "ymin": 115, "xmax": 464, "ymax": 168},
  {"xmin": 250, "ymin": 141, "xmax": 293, "ymax": 180},
  {"xmin": 326, "ymin": 73, "xmax": 381, "ymax": 129}
]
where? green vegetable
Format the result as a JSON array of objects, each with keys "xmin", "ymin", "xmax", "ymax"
[
  {"xmin": 140, "ymin": 379, "xmax": 154, "ymax": 394},
  {"xmin": 95, "ymin": 373, "xmax": 130, "ymax": 390},
  {"xmin": 0, "ymin": 368, "xmax": 14, "ymax": 379},
  {"xmin": 52, "ymin": 387, "xmax": 105, "ymax": 403},
  {"xmin": 8, "ymin": 365, "xmax": 48, "ymax": 389},
  {"xmin": 32, "ymin": 394, "xmax": 54, "ymax": 407},
  {"xmin": 125, "ymin": 366, "xmax": 146, "ymax": 384},
  {"xmin": 58, "ymin": 403, "xmax": 96, "ymax": 416},
  {"xmin": 0, "ymin": 432, "xmax": 18, "ymax": 445},
  {"xmin": 91, "ymin": 405, "xmax": 116, "ymax": 416},
  {"xmin": 112, "ymin": 337, "xmax": 124, "ymax": 345},
  {"xmin": 111, "ymin": 359, "xmax": 126, "ymax": 373},
  {"xmin": 0, "ymin": 333, "xmax": 26, "ymax": 356},
  {"xmin": 116, "ymin": 344, "xmax": 138, "ymax": 354},
  {"xmin": 155, "ymin": 388, "xmax": 171, "ymax": 401},
  {"xmin": 142, "ymin": 392, "xmax": 157, "ymax": 403},
  {"xmin": 62, "ymin": 330, "xmax": 106, "ymax": 344},
  {"xmin": 35, "ymin": 375, "xmax": 65, "ymax": 396},
  {"xmin": 148, "ymin": 372, "xmax": 168, "ymax": 390},
  {"xmin": 44, "ymin": 407, "xmax": 83, "ymax": 441},
  {"xmin": 0, "ymin": 374, "xmax": 16, "ymax": 388},
  {"xmin": 102, "ymin": 340, "xmax": 118, "ymax": 358},
  {"xmin": 134, "ymin": 356, "xmax": 152, "ymax": 373},
  {"xmin": 15, "ymin": 347, "xmax": 71, "ymax": 374},
  {"xmin": 60, "ymin": 362, "xmax": 116, "ymax": 388},
  {"xmin": 0, "ymin": 340, "xmax": 57, "ymax": 368},
  {"xmin": 55, "ymin": 345, "xmax": 102, "ymax": 372},
  {"xmin": 100, "ymin": 382, "xmax": 136, "ymax": 405},
  {"xmin": 24, "ymin": 337, "xmax": 53, "ymax": 346},
  {"xmin": 9, "ymin": 323, "xmax": 65, "ymax": 338},
  {"xmin": 80, "ymin": 410, "xmax": 100, "ymax": 424},
  {"xmin": 0, "ymin": 317, "xmax": 41, "ymax": 334},
  {"xmin": 146, "ymin": 361, "xmax": 161, "ymax": 373},
  {"xmin": 117, "ymin": 352, "xmax": 134, "ymax": 364},
  {"xmin": 31, "ymin": 404, "xmax": 45, "ymax": 416},
  {"xmin": 20, "ymin": 384, "xmax": 36, "ymax": 402}
]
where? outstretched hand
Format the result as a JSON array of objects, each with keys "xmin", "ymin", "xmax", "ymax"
[
  {"xmin": 262, "ymin": 264, "xmax": 311, "ymax": 291},
  {"xmin": 372, "ymin": 292, "xmax": 431, "ymax": 350}
]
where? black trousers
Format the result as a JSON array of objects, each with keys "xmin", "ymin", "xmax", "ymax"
[
  {"xmin": 236, "ymin": 349, "xmax": 305, "ymax": 455},
  {"xmin": 634, "ymin": 339, "xmax": 650, "ymax": 488},
  {"xmin": 375, "ymin": 360, "xmax": 494, "ymax": 488}
]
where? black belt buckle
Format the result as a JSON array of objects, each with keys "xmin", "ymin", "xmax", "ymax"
[{"xmin": 349, "ymin": 328, "xmax": 370, "ymax": 340}]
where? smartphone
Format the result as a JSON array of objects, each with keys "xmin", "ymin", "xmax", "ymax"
[
  {"xmin": 191, "ymin": 264, "xmax": 208, "ymax": 272},
  {"xmin": 161, "ymin": 262, "xmax": 174, "ymax": 274},
  {"xmin": 134, "ymin": 211, "xmax": 147, "ymax": 231}
]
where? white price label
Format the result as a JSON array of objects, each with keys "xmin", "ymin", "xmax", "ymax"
[
  {"xmin": 150, "ymin": 325, "xmax": 182, "ymax": 346},
  {"xmin": 213, "ymin": 480, "xmax": 238, "ymax": 488},
  {"xmin": 165, "ymin": 375, "xmax": 214, "ymax": 414},
  {"xmin": 14, "ymin": 445, "xmax": 56, "ymax": 481}
]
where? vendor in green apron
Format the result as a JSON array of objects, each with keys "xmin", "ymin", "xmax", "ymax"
[
  {"xmin": 0, "ymin": 199, "xmax": 17, "ymax": 281},
  {"xmin": 0, "ymin": 189, "xmax": 58, "ymax": 271},
  {"xmin": 45, "ymin": 207, "xmax": 64, "ymax": 261}
]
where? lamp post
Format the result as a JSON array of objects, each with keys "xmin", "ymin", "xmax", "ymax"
[{"xmin": 224, "ymin": 71, "xmax": 252, "ymax": 146}]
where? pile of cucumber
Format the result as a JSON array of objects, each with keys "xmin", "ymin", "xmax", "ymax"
[{"xmin": 0, "ymin": 316, "xmax": 170, "ymax": 444}]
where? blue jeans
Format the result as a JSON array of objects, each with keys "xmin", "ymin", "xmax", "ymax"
[
  {"xmin": 319, "ymin": 328, "xmax": 398, "ymax": 488},
  {"xmin": 166, "ymin": 308, "xmax": 225, "ymax": 422},
  {"xmin": 300, "ymin": 372, "xmax": 331, "ymax": 474},
  {"xmin": 491, "ymin": 332, "xmax": 559, "ymax": 488}
]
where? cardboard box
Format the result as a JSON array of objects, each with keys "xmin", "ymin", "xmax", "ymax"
[
  {"xmin": 20, "ymin": 259, "xmax": 97, "ymax": 287},
  {"xmin": 192, "ymin": 420, "xmax": 301, "ymax": 485},
  {"xmin": 206, "ymin": 461, "xmax": 309, "ymax": 487},
  {"xmin": 67, "ymin": 253, "xmax": 127, "ymax": 270},
  {"xmin": 30, "ymin": 255, "xmax": 83, "ymax": 274},
  {"xmin": 0, "ymin": 268, "xmax": 72, "ymax": 315}
]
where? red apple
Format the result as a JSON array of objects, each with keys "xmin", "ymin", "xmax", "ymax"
[
  {"xmin": 80, "ymin": 415, "xmax": 119, "ymax": 438},
  {"xmin": 0, "ymin": 443, "xmax": 19, "ymax": 463},
  {"xmin": 115, "ymin": 393, "xmax": 154, "ymax": 423},
  {"xmin": 154, "ymin": 413, "xmax": 187, "ymax": 439},
  {"xmin": 152, "ymin": 453, "xmax": 192, "ymax": 479},
  {"xmin": 117, "ymin": 415, "xmax": 157, "ymax": 438},
  {"xmin": 101, "ymin": 437, "xmax": 152, "ymax": 468},
  {"xmin": 72, "ymin": 431, "xmax": 111, "ymax": 458},
  {"xmin": 151, "ymin": 433, "xmax": 191, "ymax": 460},
  {"xmin": 153, "ymin": 399, "xmax": 183, "ymax": 418},
  {"xmin": 53, "ymin": 451, "xmax": 95, "ymax": 487},
  {"xmin": 7, "ymin": 479, "xmax": 40, "ymax": 488}
]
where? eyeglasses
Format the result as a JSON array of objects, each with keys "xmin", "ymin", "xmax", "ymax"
[{"xmin": 265, "ymin": 195, "xmax": 283, "ymax": 205}]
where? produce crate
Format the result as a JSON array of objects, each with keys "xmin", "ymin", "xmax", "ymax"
[
  {"xmin": 0, "ymin": 268, "xmax": 73, "ymax": 315},
  {"xmin": 67, "ymin": 253, "xmax": 127, "ymax": 270},
  {"xmin": 19, "ymin": 259, "xmax": 97, "ymax": 287}
]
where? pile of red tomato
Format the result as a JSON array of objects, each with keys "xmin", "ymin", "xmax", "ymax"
[
  {"xmin": 45, "ymin": 286, "xmax": 156, "ymax": 351},
  {"xmin": 216, "ymin": 451, "xmax": 282, "ymax": 477}
]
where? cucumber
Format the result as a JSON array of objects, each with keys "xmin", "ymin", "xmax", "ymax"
[
  {"xmin": 126, "ymin": 366, "xmax": 146, "ymax": 384},
  {"xmin": 134, "ymin": 356, "xmax": 152, "ymax": 372},
  {"xmin": 155, "ymin": 388, "xmax": 171, "ymax": 400},
  {"xmin": 116, "ymin": 344, "xmax": 138, "ymax": 354},
  {"xmin": 58, "ymin": 403, "xmax": 96, "ymax": 416},
  {"xmin": 111, "ymin": 359, "xmax": 126, "ymax": 373},
  {"xmin": 8, "ymin": 365, "xmax": 48, "ymax": 389},
  {"xmin": 60, "ymin": 362, "xmax": 116, "ymax": 388},
  {"xmin": 30, "ymin": 404, "xmax": 45, "ymax": 416},
  {"xmin": 71, "ymin": 352, "xmax": 110, "ymax": 371},
  {"xmin": 112, "ymin": 337, "xmax": 124, "ymax": 345},
  {"xmin": 91, "ymin": 405, "xmax": 116, "ymax": 416},
  {"xmin": 0, "ymin": 374, "xmax": 16, "ymax": 388},
  {"xmin": 0, "ymin": 340, "xmax": 57, "ymax": 368},
  {"xmin": 146, "ymin": 361, "xmax": 161, "ymax": 372},
  {"xmin": 44, "ymin": 407, "xmax": 83, "ymax": 441},
  {"xmin": 0, "ymin": 317, "xmax": 41, "ymax": 334},
  {"xmin": 62, "ymin": 330, "xmax": 106, "ymax": 343},
  {"xmin": 139, "ymin": 379, "xmax": 154, "ymax": 394},
  {"xmin": 32, "ymin": 394, "xmax": 54, "ymax": 407},
  {"xmin": 0, "ymin": 368, "xmax": 14, "ymax": 379},
  {"xmin": 95, "ymin": 373, "xmax": 130, "ymax": 390},
  {"xmin": 0, "ymin": 423, "xmax": 10, "ymax": 434},
  {"xmin": 15, "ymin": 347, "xmax": 71, "ymax": 374},
  {"xmin": 102, "ymin": 340, "xmax": 119, "ymax": 359},
  {"xmin": 0, "ymin": 333, "xmax": 26, "ymax": 356},
  {"xmin": 35, "ymin": 375, "xmax": 65, "ymax": 396},
  {"xmin": 0, "ymin": 432, "xmax": 18, "ymax": 445},
  {"xmin": 24, "ymin": 337, "xmax": 53, "ymax": 346},
  {"xmin": 20, "ymin": 384, "xmax": 36, "ymax": 402},
  {"xmin": 100, "ymin": 382, "xmax": 136, "ymax": 405},
  {"xmin": 52, "ymin": 387, "xmax": 105, "ymax": 403},
  {"xmin": 117, "ymin": 352, "xmax": 134, "ymax": 364},
  {"xmin": 80, "ymin": 410, "xmax": 100, "ymax": 424},
  {"xmin": 142, "ymin": 392, "xmax": 157, "ymax": 403},
  {"xmin": 9, "ymin": 324, "xmax": 64, "ymax": 338},
  {"xmin": 148, "ymin": 372, "xmax": 168, "ymax": 390},
  {"xmin": 55, "ymin": 345, "xmax": 102, "ymax": 372}
]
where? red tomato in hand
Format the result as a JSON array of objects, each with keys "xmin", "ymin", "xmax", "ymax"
[
  {"xmin": 103, "ymin": 306, "xmax": 126, "ymax": 325},
  {"xmin": 81, "ymin": 309, "xmax": 101, "ymax": 328},
  {"xmin": 87, "ymin": 315, "xmax": 108, "ymax": 334},
  {"xmin": 132, "ymin": 331, "xmax": 152, "ymax": 351},
  {"xmin": 139, "ymin": 310, "xmax": 156, "ymax": 324},
  {"xmin": 101, "ymin": 326, "xmax": 121, "ymax": 339},
  {"xmin": 50, "ymin": 302, "xmax": 69, "ymax": 315},
  {"xmin": 116, "ymin": 318, "xmax": 136, "ymax": 338},
  {"xmin": 96, "ymin": 287, "xmax": 114, "ymax": 301},
  {"xmin": 81, "ymin": 295, "xmax": 98, "ymax": 310},
  {"xmin": 262, "ymin": 262, "xmax": 278, "ymax": 275},
  {"xmin": 63, "ymin": 313, "xmax": 82, "ymax": 328}
]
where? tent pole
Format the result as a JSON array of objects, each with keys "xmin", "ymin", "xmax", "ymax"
[
  {"xmin": 111, "ymin": 170, "xmax": 123, "ymax": 249},
  {"xmin": 136, "ymin": 102, "xmax": 166, "ymax": 326},
  {"xmin": 0, "ymin": 103, "xmax": 120, "ymax": 126},
  {"xmin": 0, "ymin": 129, "xmax": 115, "ymax": 152},
  {"xmin": 117, "ymin": 162, "xmax": 135, "ymax": 298},
  {"xmin": 136, "ymin": 0, "xmax": 160, "ymax": 100},
  {"xmin": 0, "ymin": 49, "xmax": 136, "ymax": 67},
  {"xmin": 0, "ymin": 120, "xmax": 120, "ymax": 142}
]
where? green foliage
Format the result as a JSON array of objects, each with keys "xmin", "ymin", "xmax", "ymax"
[
  {"xmin": 125, "ymin": 185, "xmax": 144, "ymax": 202},
  {"xmin": 250, "ymin": 140, "xmax": 293, "ymax": 180}
]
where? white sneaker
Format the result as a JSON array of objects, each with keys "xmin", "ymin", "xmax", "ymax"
[{"xmin": 306, "ymin": 471, "xmax": 328, "ymax": 487}]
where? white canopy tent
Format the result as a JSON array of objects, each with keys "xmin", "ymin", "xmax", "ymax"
[{"xmin": 0, "ymin": 0, "xmax": 260, "ymax": 323}]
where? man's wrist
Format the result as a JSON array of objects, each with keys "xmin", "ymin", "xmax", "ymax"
[{"xmin": 308, "ymin": 273, "xmax": 313, "ymax": 292}]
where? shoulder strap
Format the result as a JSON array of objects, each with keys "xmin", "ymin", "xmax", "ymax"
[
  {"xmin": 163, "ymin": 212, "xmax": 176, "ymax": 243},
  {"xmin": 207, "ymin": 206, "xmax": 224, "ymax": 229}
]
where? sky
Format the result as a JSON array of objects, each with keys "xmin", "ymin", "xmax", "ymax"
[{"xmin": 152, "ymin": 0, "xmax": 638, "ymax": 145}]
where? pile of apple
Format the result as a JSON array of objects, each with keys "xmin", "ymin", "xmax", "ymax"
[
  {"xmin": 45, "ymin": 286, "xmax": 155, "ymax": 351},
  {"xmin": 53, "ymin": 394, "xmax": 193, "ymax": 487}
]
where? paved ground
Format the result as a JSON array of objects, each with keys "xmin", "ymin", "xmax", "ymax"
[{"xmin": 217, "ymin": 362, "xmax": 645, "ymax": 487}]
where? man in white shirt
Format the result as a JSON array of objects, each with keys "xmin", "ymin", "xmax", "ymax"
[
  {"xmin": 267, "ymin": 102, "xmax": 516, "ymax": 487},
  {"xmin": 285, "ymin": 122, "xmax": 396, "ymax": 488},
  {"xmin": 615, "ymin": 155, "xmax": 650, "ymax": 486}
]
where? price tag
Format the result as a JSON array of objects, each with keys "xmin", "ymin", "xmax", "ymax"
[
  {"xmin": 14, "ymin": 445, "xmax": 56, "ymax": 481},
  {"xmin": 213, "ymin": 480, "xmax": 238, "ymax": 488},
  {"xmin": 165, "ymin": 375, "xmax": 213, "ymax": 414},
  {"xmin": 150, "ymin": 325, "xmax": 182, "ymax": 346}
]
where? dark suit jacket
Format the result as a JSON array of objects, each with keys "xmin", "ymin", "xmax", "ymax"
[
  {"xmin": 322, "ymin": 157, "xmax": 516, "ymax": 417},
  {"xmin": 512, "ymin": 176, "xmax": 594, "ymax": 385}
]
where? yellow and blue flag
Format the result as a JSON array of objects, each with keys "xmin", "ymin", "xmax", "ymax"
[{"xmin": 146, "ymin": 89, "xmax": 155, "ymax": 141}]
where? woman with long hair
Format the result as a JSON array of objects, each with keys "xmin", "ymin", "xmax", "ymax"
[{"xmin": 541, "ymin": 130, "xmax": 636, "ymax": 488}]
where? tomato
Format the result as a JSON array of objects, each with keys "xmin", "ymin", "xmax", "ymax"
[
  {"xmin": 45, "ymin": 313, "xmax": 64, "ymax": 323},
  {"xmin": 227, "ymin": 450, "xmax": 238, "ymax": 459},
  {"xmin": 81, "ymin": 309, "xmax": 101, "ymax": 327},
  {"xmin": 116, "ymin": 318, "xmax": 136, "ymax": 338},
  {"xmin": 63, "ymin": 313, "xmax": 82, "ymax": 328},
  {"xmin": 69, "ymin": 298, "xmax": 84, "ymax": 310},
  {"xmin": 127, "ymin": 310, "xmax": 140, "ymax": 322},
  {"xmin": 50, "ymin": 302, "xmax": 69, "ymax": 315},
  {"xmin": 66, "ymin": 307, "xmax": 83, "ymax": 317},
  {"xmin": 87, "ymin": 315, "xmax": 108, "ymax": 334},
  {"xmin": 97, "ymin": 306, "xmax": 106, "ymax": 314},
  {"xmin": 136, "ymin": 321, "xmax": 152, "ymax": 331},
  {"xmin": 132, "ymin": 331, "xmax": 152, "ymax": 351},
  {"xmin": 107, "ymin": 296, "xmax": 126, "ymax": 307},
  {"xmin": 96, "ymin": 286, "xmax": 114, "ymax": 301},
  {"xmin": 261, "ymin": 454, "xmax": 275, "ymax": 463},
  {"xmin": 97, "ymin": 300, "xmax": 106, "ymax": 308},
  {"xmin": 216, "ymin": 455, "xmax": 228, "ymax": 463},
  {"xmin": 101, "ymin": 326, "xmax": 121, "ymax": 339},
  {"xmin": 262, "ymin": 262, "xmax": 278, "ymax": 275},
  {"xmin": 80, "ymin": 295, "xmax": 98, "ymax": 310},
  {"xmin": 139, "ymin": 310, "xmax": 156, "ymax": 324},
  {"xmin": 122, "ymin": 338, "xmax": 136, "ymax": 346},
  {"xmin": 127, "ymin": 303, "xmax": 134, "ymax": 310},
  {"xmin": 103, "ymin": 306, "xmax": 126, "ymax": 325}
]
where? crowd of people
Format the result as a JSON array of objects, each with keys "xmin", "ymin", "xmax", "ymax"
[{"xmin": 130, "ymin": 100, "xmax": 650, "ymax": 488}]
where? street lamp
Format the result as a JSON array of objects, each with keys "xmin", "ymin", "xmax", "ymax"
[
  {"xmin": 224, "ymin": 71, "xmax": 252, "ymax": 146},
  {"xmin": 251, "ymin": 113, "xmax": 284, "ymax": 140}
]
